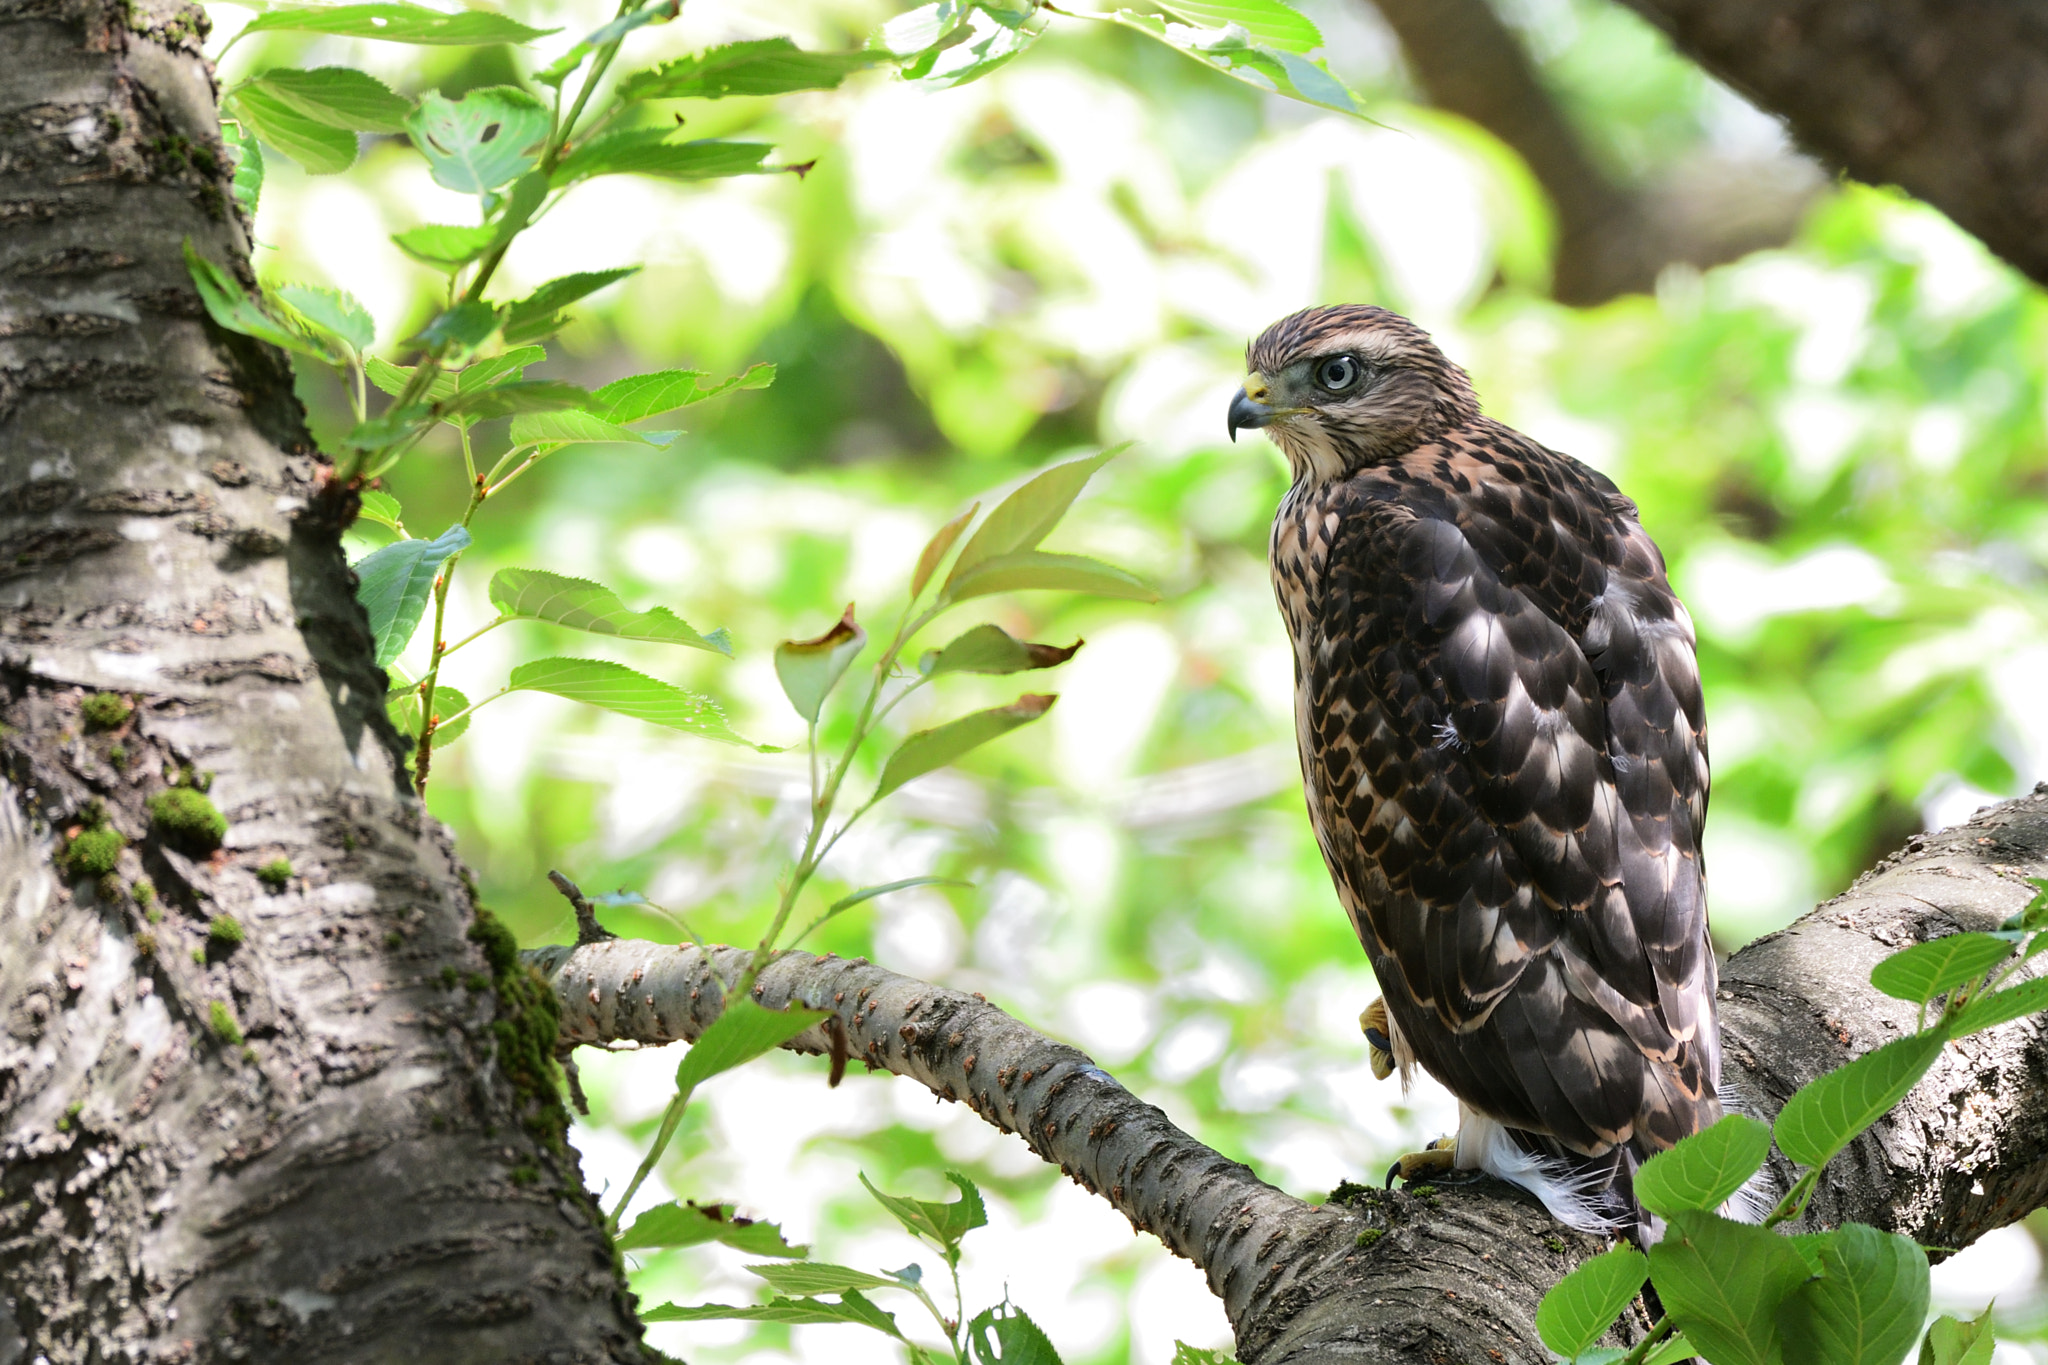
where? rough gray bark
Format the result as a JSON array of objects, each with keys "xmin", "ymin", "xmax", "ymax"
[
  {"xmin": 535, "ymin": 785, "xmax": 2048, "ymax": 1363},
  {"xmin": 1366, "ymin": 0, "xmax": 1822, "ymax": 304},
  {"xmin": 0, "ymin": 0, "xmax": 646, "ymax": 1358},
  {"xmin": 1610, "ymin": 0, "xmax": 2048, "ymax": 290}
]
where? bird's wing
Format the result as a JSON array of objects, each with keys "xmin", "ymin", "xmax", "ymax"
[{"xmin": 1302, "ymin": 456, "xmax": 1713, "ymax": 1150}]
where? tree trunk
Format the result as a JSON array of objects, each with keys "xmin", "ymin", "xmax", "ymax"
[{"xmin": 0, "ymin": 0, "xmax": 644, "ymax": 1357}]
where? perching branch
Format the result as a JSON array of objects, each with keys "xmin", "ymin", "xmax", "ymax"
[{"xmin": 532, "ymin": 784, "xmax": 2048, "ymax": 1362}]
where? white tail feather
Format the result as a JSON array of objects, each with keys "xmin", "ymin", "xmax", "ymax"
[{"xmin": 1454, "ymin": 1107, "xmax": 1625, "ymax": 1236}]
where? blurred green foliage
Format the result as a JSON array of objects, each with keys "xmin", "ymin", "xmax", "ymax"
[{"xmin": 206, "ymin": 0, "xmax": 2048, "ymax": 1355}]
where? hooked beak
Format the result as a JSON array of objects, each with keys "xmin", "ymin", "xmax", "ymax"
[{"xmin": 1228, "ymin": 373, "xmax": 1275, "ymax": 442}]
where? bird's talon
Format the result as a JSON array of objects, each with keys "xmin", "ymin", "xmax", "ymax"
[
  {"xmin": 1386, "ymin": 1139, "xmax": 1457, "ymax": 1187},
  {"xmin": 1359, "ymin": 997, "xmax": 1395, "ymax": 1082}
]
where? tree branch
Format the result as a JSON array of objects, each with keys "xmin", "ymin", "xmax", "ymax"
[{"xmin": 533, "ymin": 784, "xmax": 2048, "ymax": 1361}]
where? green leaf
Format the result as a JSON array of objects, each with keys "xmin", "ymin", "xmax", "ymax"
[
  {"xmin": 356, "ymin": 489, "xmax": 405, "ymax": 535},
  {"xmin": 437, "ymin": 379, "xmax": 591, "ymax": 422},
  {"xmin": 221, "ymin": 119, "xmax": 264, "ymax": 216},
  {"xmin": 968, "ymin": 1303, "xmax": 1064, "ymax": 1365},
  {"xmin": 1649, "ymin": 1210, "xmax": 1811, "ymax": 1365},
  {"xmin": 1645, "ymin": 1339, "xmax": 1700, "ymax": 1365},
  {"xmin": 364, "ymin": 356, "xmax": 458, "ymax": 402},
  {"xmin": 387, "ymin": 680, "xmax": 472, "ymax": 746},
  {"xmin": 860, "ymin": 1171, "xmax": 988, "ymax": 1253},
  {"xmin": 405, "ymin": 86, "xmax": 549, "ymax": 193},
  {"xmin": 538, "ymin": 2, "xmax": 678, "ymax": 87},
  {"xmin": 1155, "ymin": 0, "xmax": 1321, "ymax": 52},
  {"xmin": 456, "ymin": 345, "xmax": 547, "ymax": 392},
  {"xmin": 616, "ymin": 1200, "xmax": 808, "ymax": 1256},
  {"xmin": 276, "ymin": 284, "xmax": 374, "ymax": 353},
  {"xmin": 552, "ymin": 131, "xmax": 773, "ymax": 187},
  {"xmin": 1871, "ymin": 932, "xmax": 2014, "ymax": 1004},
  {"xmin": 353, "ymin": 524, "xmax": 469, "ymax": 667},
  {"xmin": 507, "ymin": 409, "xmax": 653, "ymax": 447},
  {"xmin": 488, "ymin": 567, "xmax": 731, "ymax": 655},
  {"xmin": 1105, "ymin": 9, "xmax": 1357, "ymax": 115},
  {"xmin": 747, "ymin": 1263, "xmax": 900, "ymax": 1296},
  {"xmin": 182, "ymin": 239, "xmax": 330, "ymax": 360},
  {"xmin": 590, "ymin": 362, "xmax": 773, "ymax": 422},
  {"xmin": 1634, "ymin": 1114, "xmax": 1773, "ymax": 1219},
  {"xmin": 241, "ymin": 67, "xmax": 412, "ymax": 132},
  {"xmin": 942, "ymin": 551, "xmax": 1158, "ymax": 605},
  {"xmin": 507, "ymin": 656, "xmax": 764, "ymax": 747},
  {"xmin": 874, "ymin": 694, "xmax": 1055, "ymax": 798},
  {"xmin": 1775, "ymin": 1223, "xmax": 1927, "ymax": 1365},
  {"xmin": 774, "ymin": 606, "xmax": 866, "ymax": 724},
  {"xmin": 675, "ymin": 997, "xmax": 831, "ymax": 1101},
  {"xmin": 947, "ymin": 448, "xmax": 1121, "ymax": 583},
  {"xmin": 410, "ymin": 300, "xmax": 501, "ymax": 355},
  {"xmin": 616, "ymin": 37, "xmax": 879, "ymax": 100},
  {"xmin": 1921, "ymin": 1306, "xmax": 1998, "ymax": 1365},
  {"xmin": 1171, "ymin": 1347, "xmax": 1236, "ymax": 1365},
  {"xmin": 1534, "ymin": 1246, "xmax": 1648, "ymax": 1359},
  {"xmin": 1774, "ymin": 1029, "xmax": 1947, "ymax": 1169},
  {"xmin": 391, "ymin": 223, "xmax": 498, "ymax": 270},
  {"xmin": 1951, "ymin": 972, "xmax": 2048, "ymax": 1036},
  {"xmin": 501, "ymin": 267, "xmax": 640, "ymax": 343},
  {"xmin": 912, "ymin": 503, "xmax": 978, "ymax": 597},
  {"xmin": 238, "ymin": 2, "xmax": 557, "ymax": 46},
  {"xmin": 225, "ymin": 83, "xmax": 359, "ymax": 172},
  {"xmin": 643, "ymin": 1290, "xmax": 903, "ymax": 1335},
  {"xmin": 920, "ymin": 623, "xmax": 1081, "ymax": 677},
  {"xmin": 824, "ymin": 877, "xmax": 970, "ymax": 917}
]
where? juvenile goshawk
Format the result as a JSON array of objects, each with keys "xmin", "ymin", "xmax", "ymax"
[{"xmin": 1230, "ymin": 304, "xmax": 1719, "ymax": 1235}]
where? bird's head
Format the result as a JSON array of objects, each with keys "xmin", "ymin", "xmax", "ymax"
[{"xmin": 1228, "ymin": 305, "xmax": 1479, "ymax": 483}]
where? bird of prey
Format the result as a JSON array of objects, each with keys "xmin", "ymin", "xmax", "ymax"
[{"xmin": 1229, "ymin": 304, "xmax": 1720, "ymax": 1236}]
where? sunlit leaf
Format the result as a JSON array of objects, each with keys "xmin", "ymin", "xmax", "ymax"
[
  {"xmin": 675, "ymin": 997, "xmax": 830, "ymax": 1101},
  {"xmin": 241, "ymin": 66, "xmax": 412, "ymax": 132},
  {"xmin": 616, "ymin": 37, "xmax": 879, "ymax": 100},
  {"xmin": 1105, "ymin": 9, "xmax": 1357, "ymax": 114},
  {"xmin": 1535, "ymin": 1246, "xmax": 1647, "ymax": 1359},
  {"xmin": 919, "ymin": 623, "xmax": 1080, "ymax": 676},
  {"xmin": 391, "ymin": 222, "xmax": 498, "ymax": 270},
  {"xmin": 410, "ymin": 299, "xmax": 501, "ymax": 355},
  {"xmin": 552, "ymin": 131, "xmax": 773, "ymax": 187},
  {"xmin": 1773, "ymin": 1029, "xmax": 1946, "ymax": 1168},
  {"xmin": 507, "ymin": 409, "xmax": 653, "ymax": 446},
  {"xmin": 1870, "ymin": 932, "xmax": 2013, "ymax": 1004},
  {"xmin": 353, "ymin": 524, "xmax": 470, "ymax": 667},
  {"xmin": 437, "ymin": 379, "xmax": 591, "ymax": 421},
  {"xmin": 1921, "ymin": 1306, "xmax": 1998, "ymax": 1365},
  {"xmin": 591, "ymin": 362, "xmax": 774, "ymax": 422},
  {"xmin": 225, "ymin": 83, "xmax": 359, "ymax": 172},
  {"xmin": 507, "ymin": 656, "xmax": 764, "ymax": 747},
  {"xmin": 947, "ymin": 448, "xmax": 1121, "ymax": 582},
  {"xmin": 942, "ymin": 551, "xmax": 1157, "ymax": 605},
  {"xmin": 747, "ymin": 1263, "xmax": 899, "ymax": 1296},
  {"xmin": 364, "ymin": 355, "xmax": 458, "ymax": 402},
  {"xmin": 182, "ymin": 239, "xmax": 331, "ymax": 360},
  {"xmin": 501, "ymin": 267, "xmax": 640, "ymax": 343},
  {"xmin": 968, "ymin": 1303, "xmax": 1063, "ymax": 1365},
  {"xmin": 488, "ymin": 567, "xmax": 731, "ymax": 654},
  {"xmin": 220, "ymin": 119, "xmax": 264, "ymax": 216},
  {"xmin": 874, "ymin": 694, "xmax": 1054, "ymax": 797},
  {"xmin": 860, "ymin": 1171, "xmax": 987, "ymax": 1253},
  {"xmin": 1155, "ymin": 0, "xmax": 1321, "ymax": 52},
  {"xmin": 643, "ymin": 1290, "xmax": 903, "ymax": 1334},
  {"xmin": 616, "ymin": 1200, "xmax": 807, "ymax": 1256},
  {"xmin": 1634, "ymin": 1114, "xmax": 1773, "ymax": 1218},
  {"xmin": 775, "ymin": 605, "xmax": 866, "ymax": 723},
  {"xmin": 1649, "ymin": 1210, "xmax": 1810, "ymax": 1365},
  {"xmin": 912, "ymin": 503, "xmax": 977, "ymax": 597},
  {"xmin": 356, "ymin": 489, "xmax": 405, "ymax": 535},
  {"xmin": 238, "ymin": 2, "xmax": 556, "ymax": 46},
  {"xmin": 1775, "ymin": 1223, "xmax": 1926, "ymax": 1365},
  {"xmin": 405, "ymin": 86, "xmax": 549, "ymax": 193},
  {"xmin": 387, "ymin": 679, "xmax": 471, "ymax": 747},
  {"xmin": 275, "ymin": 283, "xmax": 374, "ymax": 353},
  {"xmin": 1950, "ymin": 972, "xmax": 2048, "ymax": 1036},
  {"xmin": 538, "ymin": 1, "xmax": 678, "ymax": 87}
]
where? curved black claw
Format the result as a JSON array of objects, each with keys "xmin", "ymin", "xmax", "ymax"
[{"xmin": 1384, "ymin": 1160, "xmax": 1401, "ymax": 1190}]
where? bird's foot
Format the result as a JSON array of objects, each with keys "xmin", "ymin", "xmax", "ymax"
[
  {"xmin": 1359, "ymin": 997, "xmax": 1395, "ymax": 1081},
  {"xmin": 1385, "ymin": 1136, "xmax": 1457, "ymax": 1188}
]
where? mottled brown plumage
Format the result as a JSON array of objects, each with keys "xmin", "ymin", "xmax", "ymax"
[{"xmin": 1233, "ymin": 304, "xmax": 1719, "ymax": 1233}]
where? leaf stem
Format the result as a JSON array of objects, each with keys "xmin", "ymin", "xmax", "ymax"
[
  {"xmin": 438, "ymin": 616, "xmax": 507, "ymax": 659},
  {"xmin": 1616, "ymin": 1314, "xmax": 1674, "ymax": 1365},
  {"xmin": 410, "ymin": 483, "xmax": 489, "ymax": 794}
]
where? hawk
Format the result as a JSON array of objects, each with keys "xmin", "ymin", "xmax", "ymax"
[{"xmin": 1229, "ymin": 304, "xmax": 1720, "ymax": 1236}]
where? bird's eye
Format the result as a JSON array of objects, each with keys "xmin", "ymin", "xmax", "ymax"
[{"xmin": 1315, "ymin": 355, "xmax": 1364, "ymax": 393}]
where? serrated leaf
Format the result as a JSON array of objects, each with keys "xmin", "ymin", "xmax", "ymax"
[
  {"xmin": 226, "ymin": 83, "xmax": 359, "ymax": 172},
  {"xmin": 406, "ymin": 86, "xmax": 548, "ymax": 193},
  {"xmin": 675, "ymin": 997, "xmax": 830, "ymax": 1101},
  {"xmin": 1775, "ymin": 1223, "xmax": 1926, "ymax": 1365},
  {"xmin": 747, "ymin": 1263, "xmax": 899, "ymax": 1296},
  {"xmin": 1155, "ymin": 0, "xmax": 1320, "ymax": 51},
  {"xmin": 276, "ymin": 283, "xmax": 374, "ymax": 353},
  {"xmin": 616, "ymin": 1200, "xmax": 807, "ymax": 1256},
  {"xmin": 942, "ymin": 551, "xmax": 1157, "ymax": 605},
  {"xmin": 238, "ymin": 2, "xmax": 556, "ymax": 44},
  {"xmin": 538, "ymin": 2, "xmax": 678, "ymax": 87},
  {"xmin": 489, "ymin": 567, "xmax": 730, "ymax": 654},
  {"xmin": 773, "ymin": 606, "xmax": 866, "ymax": 724},
  {"xmin": 1774, "ymin": 1029, "xmax": 1947, "ymax": 1169},
  {"xmin": 244, "ymin": 67, "xmax": 412, "ymax": 132},
  {"xmin": 643, "ymin": 1290, "xmax": 903, "ymax": 1334},
  {"xmin": 860, "ymin": 1171, "xmax": 987, "ymax": 1252},
  {"xmin": 1871, "ymin": 932, "xmax": 2014, "ymax": 1005},
  {"xmin": 455, "ymin": 345, "xmax": 547, "ymax": 393},
  {"xmin": 1645, "ymin": 1339, "xmax": 1700, "ymax": 1365},
  {"xmin": 589, "ymin": 362, "xmax": 772, "ymax": 422},
  {"xmin": 353, "ymin": 524, "xmax": 469, "ymax": 667},
  {"xmin": 437, "ymin": 379, "xmax": 591, "ymax": 421},
  {"xmin": 356, "ymin": 489, "xmax": 405, "ymax": 535},
  {"xmin": 410, "ymin": 299, "xmax": 501, "ymax": 355},
  {"xmin": 912, "ymin": 503, "xmax": 977, "ymax": 597},
  {"xmin": 507, "ymin": 408, "xmax": 653, "ymax": 446},
  {"xmin": 501, "ymin": 267, "xmax": 639, "ymax": 343},
  {"xmin": 182, "ymin": 238, "xmax": 331, "ymax": 361},
  {"xmin": 617, "ymin": 36, "xmax": 879, "ymax": 100},
  {"xmin": 391, "ymin": 222, "xmax": 499, "ymax": 269},
  {"xmin": 874, "ymin": 694, "xmax": 1054, "ymax": 797},
  {"xmin": 387, "ymin": 679, "xmax": 471, "ymax": 746},
  {"xmin": 221, "ymin": 119, "xmax": 264, "ymax": 216},
  {"xmin": 552, "ymin": 131, "xmax": 773, "ymax": 187},
  {"xmin": 1635, "ymin": 1114, "xmax": 1773, "ymax": 1219},
  {"xmin": 364, "ymin": 355, "xmax": 458, "ymax": 402},
  {"xmin": 968, "ymin": 1303, "xmax": 1063, "ymax": 1365},
  {"xmin": 1105, "ymin": 9, "xmax": 1357, "ymax": 114},
  {"xmin": 1170, "ymin": 1347, "xmax": 1236, "ymax": 1365},
  {"xmin": 507, "ymin": 656, "xmax": 763, "ymax": 747},
  {"xmin": 947, "ymin": 448, "xmax": 1121, "ymax": 583},
  {"xmin": 1921, "ymin": 1306, "xmax": 1998, "ymax": 1365},
  {"xmin": 920, "ymin": 623, "xmax": 1080, "ymax": 677},
  {"xmin": 1649, "ymin": 1210, "xmax": 1810, "ymax": 1365},
  {"xmin": 1950, "ymin": 972, "xmax": 2048, "ymax": 1036},
  {"xmin": 1535, "ymin": 1246, "xmax": 1647, "ymax": 1359}
]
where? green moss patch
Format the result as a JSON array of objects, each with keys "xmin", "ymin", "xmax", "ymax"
[
  {"xmin": 207, "ymin": 914, "xmax": 245, "ymax": 946},
  {"xmin": 60, "ymin": 826, "xmax": 125, "ymax": 878},
  {"xmin": 81, "ymin": 692, "xmax": 132, "ymax": 731},
  {"xmin": 148, "ymin": 788, "xmax": 226, "ymax": 852},
  {"xmin": 255, "ymin": 858, "xmax": 292, "ymax": 889},
  {"xmin": 208, "ymin": 1000, "xmax": 243, "ymax": 1044},
  {"xmin": 467, "ymin": 905, "xmax": 567, "ymax": 1155}
]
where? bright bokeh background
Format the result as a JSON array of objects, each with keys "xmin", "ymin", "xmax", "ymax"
[{"xmin": 202, "ymin": 0, "xmax": 2048, "ymax": 1357}]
